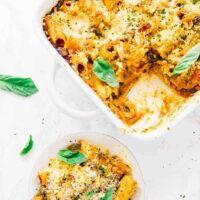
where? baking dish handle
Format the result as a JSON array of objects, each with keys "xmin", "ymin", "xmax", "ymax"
[{"xmin": 48, "ymin": 63, "xmax": 99, "ymax": 119}]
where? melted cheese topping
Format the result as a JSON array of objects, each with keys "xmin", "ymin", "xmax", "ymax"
[{"xmin": 43, "ymin": 0, "xmax": 200, "ymax": 127}]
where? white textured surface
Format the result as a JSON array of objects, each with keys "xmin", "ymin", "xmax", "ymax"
[{"xmin": 0, "ymin": 0, "xmax": 200, "ymax": 199}]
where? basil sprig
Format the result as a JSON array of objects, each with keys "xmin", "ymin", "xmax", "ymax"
[
  {"xmin": 20, "ymin": 135, "xmax": 34, "ymax": 156},
  {"xmin": 93, "ymin": 58, "xmax": 119, "ymax": 88},
  {"xmin": 171, "ymin": 43, "xmax": 200, "ymax": 76},
  {"xmin": 0, "ymin": 75, "xmax": 38, "ymax": 96},
  {"xmin": 57, "ymin": 149, "xmax": 87, "ymax": 165},
  {"xmin": 101, "ymin": 187, "xmax": 113, "ymax": 200}
]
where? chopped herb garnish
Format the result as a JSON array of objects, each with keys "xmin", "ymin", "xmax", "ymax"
[
  {"xmin": 128, "ymin": 12, "xmax": 133, "ymax": 27},
  {"xmin": 99, "ymin": 165, "xmax": 105, "ymax": 175},
  {"xmin": 66, "ymin": 19, "xmax": 72, "ymax": 29},
  {"xmin": 161, "ymin": 9, "xmax": 166, "ymax": 14},
  {"xmin": 157, "ymin": 34, "xmax": 161, "ymax": 39},
  {"xmin": 20, "ymin": 135, "xmax": 34, "ymax": 156}
]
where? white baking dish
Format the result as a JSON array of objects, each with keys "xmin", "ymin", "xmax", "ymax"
[
  {"xmin": 34, "ymin": 0, "xmax": 200, "ymax": 140},
  {"xmin": 28, "ymin": 132, "xmax": 145, "ymax": 199}
]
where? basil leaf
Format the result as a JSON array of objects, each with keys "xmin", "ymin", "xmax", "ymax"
[
  {"xmin": 86, "ymin": 191, "xmax": 96, "ymax": 199},
  {"xmin": 172, "ymin": 43, "xmax": 200, "ymax": 76},
  {"xmin": 101, "ymin": 187, "xmax": 113, "ymax": 200},
  {"xmin": 0, "ymin": 75, "xmax": 38, "ymax": 96},
  {"xmin": 20, "ymin": 135, "xmax": 34, "ymax": 156},
  {"xmin": 59, "ymin": 149, "xmax": 74, "ymax": 157},
  {"xmin": 57, "ymin": 149, "xmax": 87, "ymax": 165},
  {"xmin": 93, "ymin": 58, "xmax": 119, "ymax": 88}
]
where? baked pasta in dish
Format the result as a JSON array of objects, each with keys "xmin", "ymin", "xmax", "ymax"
[
  {"xmin": 33, "ymin": 140, "xmax": 137, "ymax": 200},
  {"xmin": 43, "ymin": 0, "xmax": 200, "ymax": 126}
]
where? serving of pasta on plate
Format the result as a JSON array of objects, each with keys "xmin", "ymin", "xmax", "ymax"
[{"xmin": 33, "ymin": 140, "xmax": 138, "ymax": 200}]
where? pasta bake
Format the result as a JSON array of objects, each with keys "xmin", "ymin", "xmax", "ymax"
[
  {"xmin": 43, "ymin": 0, "xmax": 200, "ymax": 127},
  {"xmin": 33, "ymin": 140, "xmax": 137, "ymax": 200}
]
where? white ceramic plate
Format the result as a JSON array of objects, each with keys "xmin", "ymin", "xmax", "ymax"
[{"xmin": 28, "ymin": 132, "xmax": 145, "ymax": 199}]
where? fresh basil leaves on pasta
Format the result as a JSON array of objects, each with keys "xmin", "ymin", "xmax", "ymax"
[
  {"xmin": 20, "ymin": 135, "xmax": 34, "ymax": 156},
  {"xmin": 0, "ymin": 75, "xmax": 38, "ymax": 96},
  {"xmin": 93, "ymin": 58, "xmax": 119, "ymax": 88},
  {"xmin": 171, "ymin": 43, "xmax": 200, "ymax": 76},
  {"xmin": 57, "ymin": 149, "xmax": 87, "ymax": 165},
  {"xmin": 101, "ymin": 187, "xmax": 114, "ymax": 200}
]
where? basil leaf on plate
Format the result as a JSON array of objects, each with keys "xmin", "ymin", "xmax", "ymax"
[
  {"xmin": 0, "ymin": 75, "xmax": 38, "ymax": 96},
  {"xmin": 93, "ymin": 58, "xmax": 119, "ymax": 88},
  {"xmin": 86, "ymin": 191, "xmax": 96, "ymax": 199},
  {"xmin": 20, "ymin": 135, "xmax": 34, "ymax": 156},
  {"xmin": 171, "ymin": 43, "xmax": 200, "ymax": 76},
  {"xmin": 101, "ymin": 187, "xmax": 113, "ymax": 200},
  {"xmin": 59, "ymin": 149, "xmax": 74, "ymax": 157},
  {"xmin": 57, "ymin": 149, "xmax": 87, "ymax": 165}
]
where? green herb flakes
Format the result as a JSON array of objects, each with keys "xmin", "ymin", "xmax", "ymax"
[{"xmin": 161, "ymin": 9, "xmax": 166, "ymax": 14}]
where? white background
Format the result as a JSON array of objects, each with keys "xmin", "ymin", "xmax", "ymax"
[{"xmin": 0, "ymin": 0, "xmax": 200, "ymax": 199}]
